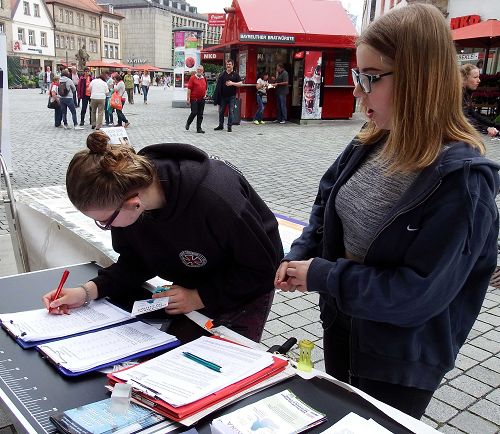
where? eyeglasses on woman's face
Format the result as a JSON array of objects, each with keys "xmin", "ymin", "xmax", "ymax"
[
  {"xmin": 94, "ymin": 193, "xmax": 139, "ymax": 230},
  {"xmin": 351, "ymin": 68, "xmax": 393, "ymax": 94}
]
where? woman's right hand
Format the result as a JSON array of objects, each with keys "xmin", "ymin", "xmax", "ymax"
[
  {"xmin": 42, "ymin": 286, "xmax": 87, "ymax": 315},
  {"xmin": 274, "ymin": 261, "xmax": 294, "ymax": 291}
]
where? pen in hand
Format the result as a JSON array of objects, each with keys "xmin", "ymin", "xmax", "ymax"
[
  {"xmin": 48, "ymin": 269, "xmax": 70, "ymax": 313},
  {"xmin": 182, "ymin": 351, "xmax": 222, "ymax": 373}
]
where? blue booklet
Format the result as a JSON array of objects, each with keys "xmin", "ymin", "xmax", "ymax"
[{"xmin": 50, "ymin": 398, "xmax": 167, "ymax": 434}]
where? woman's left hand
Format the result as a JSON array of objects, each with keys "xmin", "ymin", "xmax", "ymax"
[
  {"xmin": 487, "ymin": 127, "xmax": 499, "ymax": 137},
  {"xmin": 285, "ymin": 259, "xmax": 313, "ymax": 292},
  {"xmin": 153, "ymin": 285, "xmax": 205, "ymax": 314}
]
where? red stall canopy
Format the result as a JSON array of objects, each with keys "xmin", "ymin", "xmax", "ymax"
[
  {"xmin": 211, "ymin": 0, "xmax": 357, "ymax": 50},
  {"xmin": 85, "ymin": 61, "xmax": 131, "ymax": 69},
  {"xmin": 452, "ymin": 19, "xmax": 500, "ymax": 48}
]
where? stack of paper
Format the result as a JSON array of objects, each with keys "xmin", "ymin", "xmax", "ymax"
[
  {"xmin": 108, "ymin": 336, "xmax": 288, "ymax": 421},
  {"xmin": 211, "ymin": 389, "xmax": 327, "ymax": 434}
]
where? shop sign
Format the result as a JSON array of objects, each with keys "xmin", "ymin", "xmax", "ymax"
[
  {"xmin": 28, "ymin": 48, "xmax": 42, "ymax": 54},
  {"xmin": 457, "ymin": 52, "xmax": 479, "ymax": 62},
  {"xmin": 208, "ymin": 13, "xmax": 225, "ymax": 27},
  {"xmin": 240, "ymin": 33, "xmax": 295, "ymax": 44},
  {"xmin": 450, "ymin": 15, "xmax": 480, "ymax": 30},
  {"xmin": 201, "ymin": 52, "xmax": 224, "ymax": 60},
  {"xmin": 333, "ymin": 50, "xmax": 350, "ymax": 86}
]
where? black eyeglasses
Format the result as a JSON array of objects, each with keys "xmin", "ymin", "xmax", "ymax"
[
  {"xmin": 351, "ymin": 68, "xmax": 393, "ymax": 94},
  {"xmin": 94, "ymin": 193, "xmax": 138, "ymax": 231}
]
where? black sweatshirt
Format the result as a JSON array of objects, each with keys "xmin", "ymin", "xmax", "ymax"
[{"xmin": 92, "ymin": 143, "xmax": 283, "ymax": 317}]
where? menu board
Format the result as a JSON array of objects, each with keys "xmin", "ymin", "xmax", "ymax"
[{"xmin": 333, "ymin": 50, "xmax": 350, "ymax": 86}]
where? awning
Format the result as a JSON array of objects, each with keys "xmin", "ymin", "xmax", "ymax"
[
  {"xmin": 452, "ymin": 19, "xmax": 500, "ymax": 48},
  {"xmin": 85, "ymin": 61, "xmax": 131, "ymax": 68},
  {"xmin": 130, "ymin": 64, "xmax": 164, "ymax": 72}
]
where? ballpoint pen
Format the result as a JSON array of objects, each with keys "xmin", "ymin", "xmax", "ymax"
[
  {"xmin": 182, "ymin": 351, "xmax": 222, "ymax": 373},
  {"xmin": 49, "ymin": 269, "xmax": 70, "ymax": 313}
]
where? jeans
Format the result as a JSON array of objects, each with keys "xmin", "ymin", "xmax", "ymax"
[
  {"xmin": 218, "ymin": 95, "xmax": 235, "ymax": 127},
  {"xmin": 105, "ymin": 97, "xmax": 114, "ymax": 125},
  {"xmin": 142, "ymin": 85, "xmax": 149, "ymax": 102},
  {"xmin": 276, "ymin": 93, "xmax": 287, "ymax": 121},
  {"xmin": 54, "ymin": 104, "xmax": 62, "ymax": 127},
  {"xmin": 126, "ymin": 88, "xmax": 134, "ymax": 104},
  {"xmin": 186, "ymin": 99, "xmax": 205, "ymax": 131},
  {"xmin": 255, "ymin": 93, "xmax": 265, "ymax": 121},
  {"xmin": 60, "ymin": 97, "xmax": 78, "ymax": 126},
  {"xmin": 134, "ymin": 83, "xmax": 140, "ymax": 94},
  {"xmin": 116, "ymin": 99, "xmax": 128, "ymax": 126},
  {"xmin": 80, "ymin": 95, "xmax": 91, "ymax": 124}
]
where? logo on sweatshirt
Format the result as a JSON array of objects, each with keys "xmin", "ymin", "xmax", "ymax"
[{"xmin": 179, "ymin": 250, "xmax": 207, "ymax": 267}]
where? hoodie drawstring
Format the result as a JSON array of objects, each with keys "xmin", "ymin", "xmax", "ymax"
[{"xmin": 462, "ymin": 160, "xmax": 473, "ymax": 255}]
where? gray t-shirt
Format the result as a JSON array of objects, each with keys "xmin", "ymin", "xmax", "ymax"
[{"xmin": 275, "ymin": 70, "xmax": 289, "ymax": 95}]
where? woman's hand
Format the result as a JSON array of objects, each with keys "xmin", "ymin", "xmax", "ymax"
[
  {"xmin": 282, "ymin": 259, "xmax": 313, "ymax": 292},
  {"xmin": 487, "ymin": 127, "xmax": 499, "ymax": 137},
  {"xmin": 153, "ymin": 285, "xmax": 205, "ymax": 315},
  {"xmin": 42, "ymin": 286, "xmax": 87, "ymax": 314},
  {"xmin": 275, "ymin": 261, "xmax": 293, "ymax": 290}
]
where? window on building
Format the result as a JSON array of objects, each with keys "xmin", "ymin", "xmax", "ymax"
[
  {"xmin": 59, "ymin": 8, "xmax": 63, "ymax": 21},
  {"xmin": 104, "ymin": 23, "xmax": 108, "ymax": 37},
  {"xmin": 28, "ymin": 30, "xmax": 35, "ymax": 45},
  {"xmin": 55, "ymin": 35, "xmax": 59, "ymax": 48},
  {"xmin": 18, "ymin": 28, "xmax": 25, "ymax": 43},
  {"xmin": 104, "ymin": 44, "xmax": 108, "ymax": 58},
  {"xmin": 65, "ymin": 10, "xmax": 69, "ymax": 23},
  {"xmin": 114, "ymin": 25, "xmax": 118, "ymax": 39},
  {"xmin": 40, "ymin": 31, "xmax": 46, "ymax": 46},
  {"xmin": 81, "ymin": 14, "xmax": 85, "ymax": 27},
  {"xmin": 23, "ymin": 1, "xmax": 29, "ymax": 15},
  {"xmin": 33, "ymin": 4, "xmax": 40, "ymax": 17},
  {"xmin": 69, "ymin": 11, "xmax": 73, "ymax": 24},
  {"xmin": 114, "ymin": 46, "xmax": 118, "ymax": 59},
  {"xmin": 66, "ymin": 36, "xmax": 70, "ymax": 48},
  {"xmin": 70, "ymin": 37, "xmax": 74, "ymax": 49},
  {"xmin": 0, "ymin": 23, "xmax": 4, "ymax": 34},
  {"xmin": 91, "ymin": 17, "xmax": 96, "ymax": 29}
]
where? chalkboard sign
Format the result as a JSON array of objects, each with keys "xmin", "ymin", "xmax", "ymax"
[{"xmin": 333, "ymin": 50, "xmax": 350, "ymax": 86}]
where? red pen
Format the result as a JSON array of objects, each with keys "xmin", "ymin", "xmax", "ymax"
[{"xmin": 49, "ymin": 269, "xmax": 70, "ymax": 312}]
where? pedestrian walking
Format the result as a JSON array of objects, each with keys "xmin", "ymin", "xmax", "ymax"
[
  {"xmin": 105, "ymin": 73, "xmax": 115, "ymax": 126},
  {"xmin": 254, "ymin": 72, "xmax": 269, "ymax": 125},
  {"xmin": 44, "ymin": 66, "xmax": 53, "ymax": 92},
  {"xmin": 133, "ymin": 72, "xmax": 141, "ymax": 94},
  {"xmin": 123, "ymin": 70, "xmax": 134, "ymax": 104},
  {"xmin": 213, "ymin": 59, "xmax": 242, "ymax": 132},
  {"xmin": 49, "ymin": 76, "xmax": 62, "ymax": 127},
  {"xmin": 275, "ymin": 3, "xmax": 499, "ymax": 419},
  {"xmin": 38, "ymin": 68, "xmax": 45, "ymax": 94},
  {"xmin": 77, "ymin": 67, "xmax": 92, "ymax": 126},
  {"xmin": 59, "ymin": 69, "xmax": 84, "ymax": 130},
  {"xmin": 274, "ymin": 64, "xmax": 289, "ymax": 124},
  {"xmin": 71, "ymin": 67, "xmax": 80, "ymax": 108},
  {"xmin": 89, "ymin": 74, "xmax": 109, "ymax": 130},
  {"xmin": 141, "ymin": 70, "xmax": 151, "ymax": 104},
  {"xmin": 112, "ymin": 73, "xmax": 130, "ymax": 128},
  {"xmin": 186, "ymin": 65, "xmax": 207, "ymax": 134}
]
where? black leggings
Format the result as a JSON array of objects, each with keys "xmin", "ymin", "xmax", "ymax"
[{"xmin": 323, "ymin": 309, "xmax": 434, "ymax": 419}]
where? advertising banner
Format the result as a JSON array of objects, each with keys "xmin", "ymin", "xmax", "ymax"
[
  {"xmin": 208, "ymin": 13, "xmax": 225, "ymax": 27},
  {"xmin": 301, "ymin": 51, "xmax": 322, "ymax": 120}
]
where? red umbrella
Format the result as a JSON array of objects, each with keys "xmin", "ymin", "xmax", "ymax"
[{"xmin": 452, "ymin": 19, "xmax": 500, "ymax": 72}]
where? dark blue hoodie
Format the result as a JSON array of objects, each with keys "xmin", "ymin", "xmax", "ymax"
[{"xmin": 285, "ymin": 139, "xmax": 499, "ymax": 391}]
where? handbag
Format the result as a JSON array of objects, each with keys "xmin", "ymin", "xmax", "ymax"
[
  {"xmin": 47, "ymin": 96, "xmax": 58, "ymax": 109},
  {"xmin": 110, "ymin": 91, "xmax": 123, "ymax": 110},
  {"xmin": 261, "ymin": 93, "xmax": 268, "ymax": 104}
]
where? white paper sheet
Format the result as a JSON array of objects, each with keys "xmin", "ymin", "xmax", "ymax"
[{"xmin": 131, "ymin": 298, "xmax": 169, "ymax": 317}]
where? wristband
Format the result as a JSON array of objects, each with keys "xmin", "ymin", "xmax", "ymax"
[{"xmin": 80, "ymin": 285, "xmax": 91, "ymax": 306}]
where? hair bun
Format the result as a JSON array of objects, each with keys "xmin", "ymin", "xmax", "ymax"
[{"xmin": 87, "ymin": 131, "xmax": 110, "ymax": 154}]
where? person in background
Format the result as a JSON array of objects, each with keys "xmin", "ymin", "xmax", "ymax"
[
  {"xmin": 44, "ymin": 66, "xmax": 53, "ymax": 91},
  {"xmin": 274, "ymin": 63, "xmax": 289, "ymax": 124},
  {"xmin": 213, "ymin": 59, "xmax": 242, "ymax": 133},
  {"xmin": 133, "ymin": 72, "xmax": 141, "ymax": 94},
  {"xmin": 185, "ymin": 65, "xmax": 207, "ymax": 134},
  {"xmin": 104, "ymin": 72, "xmax": 115, "ymax": 126},
  {"xmin": 113, "ymin": 73, "xmax": 130, "ymax": 128},
  {"xmin": 77, "ymin": 67, "xmax": 93, "ymax": 126},
  {"xmin": 43, "ymin": 130, "xmax": 283, "ymax": 343},
  {"xmin": 59, "ymin": 69, "xmax": 84, "ymax": 131},
  {"xmin": 141, "ymin": 70, "xmax": 151, "ymax": 104},
  {"xmin": 49, "ymin": 76, "xmax": 62, "ymax": 128},
  {"xmin": 38, "ymin": 68, "xmax": 45, "ymax": 94},
  {"xmin": 89, "ymin": 73, "xmax": 109, "ymax": 130},
  {"xmin": 460, "ymin": 63, "xmax": 499, "ymax": 138},
  {"xmin": 71, "ymin": 67, "xmax": 80, "ymax": 108},
  {"xmin": 275, "ymin": 4, "xmax": 499, "ymax": 419},
  {"xmin": 254, "ymin": 72, "xmax": 269, "ymax": 125},
  {"xmin": 123, "ymin": 70, "xmax": 134, "ymax": 104}
]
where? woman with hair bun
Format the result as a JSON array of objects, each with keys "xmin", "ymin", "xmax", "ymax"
[
  {"xmin": 42, "ymin": 131, "xmax": 283, "ymax": 342},
  {"xmin": 275, "ymin": 4, "xmax": 499, "ymax": 418}
]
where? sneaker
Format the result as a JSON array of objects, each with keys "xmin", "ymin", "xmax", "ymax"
[
  {"xmin": 227, "ymin": 126, "xmax": 232, "ymax": 132},
  {"xmin": 279, "ymin": 120, "xmax": 286, "ymax": 124},
  {"xmin": 74, "ymin": 126, "xmax": 84, "ymax": 130},
  {"xmin": 253, "ymin": 120, "xmax": 260, "ymax": 125},
  {"xmin": 79, "ymin": 122, "xmax": 84, "ymax": 126},
  {"xmin": 185, "ymin": 122, "xmax": 190, "ymax": 131},
  {"xmin": 63, "ymin": 124, "xmax": 69, "ymax": 130},
  {"xmin": 55, "ymin": 125, "xmax": 63, "ymax": 128},
  {"xmin": 197, "ymin": 129, "xmax": 205, "ymax": 134},
  {"xmin": 214, "ymin": 125, "xmax": 224, "ymax": 131},
  {"xmin": 272, "ymin": 120, "xmax": 280, "ymax": 123},
  {"xmin": 124, "ymin": 122, "xmax": 130, "ymax": 128},
  {"xmin": 260, "ymin": 121, "xmax": 266, "ymax": 125}
]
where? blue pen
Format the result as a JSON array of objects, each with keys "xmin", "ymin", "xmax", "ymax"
[{"xmin": 182, "ymin": 351, "xmax": 222, "ymax": 373}]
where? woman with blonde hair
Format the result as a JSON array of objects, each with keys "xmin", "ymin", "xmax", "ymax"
[
  {"xmin": 460, "ymin": 63, "xmax": 499, "ymax": 137},
  {"xmin": 275, "ymin": 4, "xmax": 499, "ymax": 418},
  {"xmin": 43, "ymin": 131, "xmax": 283, "ymax": 343}
]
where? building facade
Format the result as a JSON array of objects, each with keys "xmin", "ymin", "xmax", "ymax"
[
  {"xmin": 101, "ymin": 5, "xmax": 123, "ymax": 63},
  {"xmin": 1, "ymin": 0, "xmax": 13, "ymax": 50},
  {"xmin": 10, "ymin": 0, "xmax": 55, "ymax": 75},
  {"xmin": 97, "ymin": 0, "xmax": 222, "ymax": 71}
]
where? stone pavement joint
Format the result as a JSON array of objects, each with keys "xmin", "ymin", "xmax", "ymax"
[{"xmin": 1, "ymin": 88, "xmax": 500, "ymax": 431}]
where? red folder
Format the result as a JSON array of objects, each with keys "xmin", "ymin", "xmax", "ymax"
[{"xmin": 107, "ymin": 350, "xmax": 288, "ymax": 422}]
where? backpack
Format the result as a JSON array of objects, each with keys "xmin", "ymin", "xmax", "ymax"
[{"xmin": 58, "ymin": 81, "xmax": 69, "ymax": 97}]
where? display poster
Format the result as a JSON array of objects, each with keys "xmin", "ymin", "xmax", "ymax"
[
  {"xmin": 238, "ymin": 50, "xmax": 247, "ymax": 80},
  {"xmin": 301, "ymin": 51, "xmax": 322, "ymax": 120},
  {"xmin": 174, "ymin": 73, "xmax": 182, "ymax": 88},
  {"xmin": 183, "ymin": 71, "xmax": 192, "ymax": 88},
  {"xmin": 333, "ymin": 50, "xmax": 350, "ymax": 86},
  {"xmin": 0, "ymin": 34, "xmax": 12, "ymax": 169}
]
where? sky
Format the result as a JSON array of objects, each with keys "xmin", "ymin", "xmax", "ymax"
[{"xmin": 188, "ymin": 0, "xmax": 364, "ymax": 24}]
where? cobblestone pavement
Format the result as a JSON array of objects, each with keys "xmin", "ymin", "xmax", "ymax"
[{"xmin": 1, "ymin": 87, "xmax": 500, "ymax": 433}]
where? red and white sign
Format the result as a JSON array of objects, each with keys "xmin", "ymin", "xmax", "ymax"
[
  {"xmin": 450, "ymin": 15, "xmax": 480, "ymax": 30},
  {"xmin": 208, "ymin": 13, "xmax": 225, "ymax": 27},
  {"xmin": 201, "ymin": 52, "xmax": 224, "ymax": 61}
]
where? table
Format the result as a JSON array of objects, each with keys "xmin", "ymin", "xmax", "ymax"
[{"xmin": 0, "ymin": 263, "xmax": 439, "ymax": 434}]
